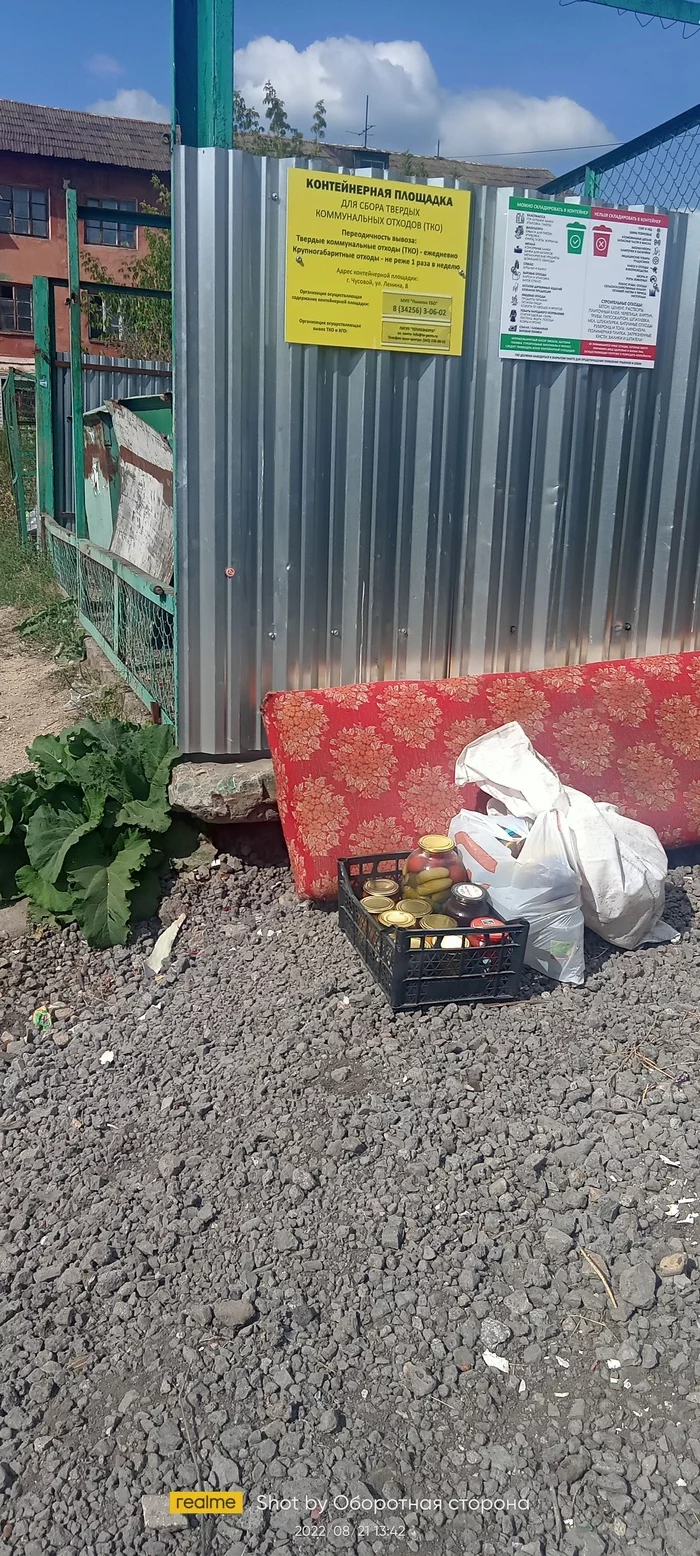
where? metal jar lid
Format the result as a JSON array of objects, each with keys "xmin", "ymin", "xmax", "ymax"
[
  {"xmin": 362, "ymin": 894, "xmax": 396, "ymax": 915},
  {"xmin": 378, "ymin": 909, "xmax": 417, "ymax": 929},
  {"xmin": 397, "ymin": 897, "xmax": 433, "ymax": 917},
  {"xmin": 363, "ymin": 877, "xmax": 400, "ymax": 899},
  {"xmin": 417, "ymin": 834, "xmax": 454, "ymax": 852},
  {"xmin": 419, "ymin": 913, "xmax": 458, "ymax": 930},
  {"xmin": 450, "ymin": 883, "xmax": 486, "ymax": 902}
]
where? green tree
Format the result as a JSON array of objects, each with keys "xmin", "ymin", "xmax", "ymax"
[
  {"xmin": 80, "ymin": 178, "xmax": 171, "ymax": 361},
  {"xmin": 81, "ymin": 80, "xmax": 325, "ymax": 356},
  {"xmin": 262, "ymin": 81, "xmax": 303, "ymax": 154},
  {"xmin": 234, "ymin": 88, "xmax": 260, "ymax": 134},
  {"xmin": 263, "ymin": 80, "xmax": 292, "ymax": 137},
  {"xmin": 233, "ymin": 84, "xmax": 303, "ymax": 158},
  {"xmin": 311, "ymin": 100, "xmax": 327, "ymax": 143}
]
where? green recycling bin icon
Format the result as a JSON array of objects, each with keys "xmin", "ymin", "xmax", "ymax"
[{"xmin": 566, "ymin": 222, "xmax": 586, "ymax": 255}]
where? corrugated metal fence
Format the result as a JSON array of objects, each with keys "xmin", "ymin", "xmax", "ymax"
[
  {"xmin": 174, "ymin": 147, "xmax": 700, "ymax": 756},
  {"xmin": 54, "ymin": 352, "xmax": 172, "ymax": 519}
]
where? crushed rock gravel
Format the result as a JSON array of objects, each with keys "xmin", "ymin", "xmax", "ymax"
[{"xmin": 0, "ymin": 825, "xmax": 699, "ymax": 1556}]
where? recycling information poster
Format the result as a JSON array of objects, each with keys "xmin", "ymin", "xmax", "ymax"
[
  {"xmin": 500, "ymin": 197, "xmax": 668, "ymax": 368},
  {"xmin": 285, "ymin": 169, "xmax": 471, "ymax": 355}
]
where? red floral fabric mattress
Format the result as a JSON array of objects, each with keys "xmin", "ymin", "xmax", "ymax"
[{"xmin": 263, "ymin": 654, "xmax": 700, "ymax": 899}]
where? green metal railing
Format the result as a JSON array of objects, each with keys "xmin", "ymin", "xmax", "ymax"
[
  {"xmin": 540, "ymin": 100, "xmax": 700, "ymax": 209},
  {"xmin": 2, "ymin": 369, "xmax": 36, "ymax": 544},
  {"xmin": 30, "ymin": 189, "xmax": 177, "ymax": 728},
  {"xmin": 45, "ymin": 519, "xmax": 176, "ymax": 720}
]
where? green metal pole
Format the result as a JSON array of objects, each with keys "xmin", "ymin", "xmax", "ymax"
[
  {"xmin": 172, "ymin": 0, "xmax": 234, "ymax": 741},
  {"xmin": 3, "ymin": 369, "xmax": 29, "ymax": 546},
  {"xmin": 32, "ymin": 275, "xmax": 55, "ymax": 533},
  {"xmin": 173, "ymin": 0, "xmax": 234, "ymax": 149},
  {"xmin": 65, "ymin": 187, "xmax": 86, "ymax": 539},
  {"xmin": 583, "ymin": 166, "xmax": 600, "ymax": 201}
]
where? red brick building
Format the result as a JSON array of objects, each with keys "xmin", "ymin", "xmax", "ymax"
[{"xmin": 0, "ymin": 99, "xmax": 170, "ymax": 370}]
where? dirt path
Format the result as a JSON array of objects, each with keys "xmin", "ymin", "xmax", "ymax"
[{"xmin": 0, "ymin": 606, "xmax": 74, "ymax": 779}]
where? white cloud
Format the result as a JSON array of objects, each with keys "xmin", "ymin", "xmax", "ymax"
[
  {"xmin": 88, "ymin": 88, "xmax": 169, "ymax": 123},
  {"xmin": 234, "ymin": 35, "xmax": 614, "ymax": 164},
  {"xmin": 87, "ymin": 53, "xmax": 124, "ymax": 78},
  {"xmin": 439, "ymin": 90, "xmax": 611, "ymax": 160}
]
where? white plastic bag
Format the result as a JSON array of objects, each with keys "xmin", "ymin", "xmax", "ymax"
[
  {"xmin": 489, "ymin": 811, "xmax": 585, "ymax": 984},
  {"xmin": 448, "ymin": 811, "xmax": 519, "ymax": 888},
  {"xmin": 455, "ymin": 721, "xmax": 675, "ymax": 950},
  {"xmin": 449, "ymin": 807, "xmax": 585, "ymax": 983}
]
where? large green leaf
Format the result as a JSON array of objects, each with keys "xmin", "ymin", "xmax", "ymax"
[
  {"xmin": 69, "ymin": 718, "xmax": 138, "ymax": 757},
  {"xmin": 115, "ymin": 732, "xmax": 178, "ymax": 834},
  {"xmin": 0, "ymin": 840, "xmax": 28, "ymax": 902},
  {"xmin": 112, "ymin": 727, "xmax": 176, "ymax": 807},
  {"xmin": 26, "ymin": 732, "xmax": 77, "ymax": 787},
  {"xmin": 131, "ymin": 724, "xmax": 177, "ymax": 783},
  {"xmin": 15, "ymin": 866, "xmax": 74, "ymax": 917},
  {"xmin": 69, "ymin": 833, "xmax": 152, "ymax": 948},
  {"xmin": 0, "ymin": 772, "xmax": 40, "ymax": 835},
  {"xmin": 69, "ymin": 725, "xmax": 178, "ymax": 814},
  {"xmin": 9, "ymin": 719, "xmax": 178, "ymax": 946},
  {"xmin": 68, "ymin": 750, "xmax": 127, "ymax": 801},
  {"xmin": 12, "ymin": 779, "xmax": 41, "ymax": 827},
  {"xmin": 115, "ymin": 796, "xmax": 172, "ymax": 833},
  {"xmin": 25, "ymin": 791, "xmax": 105, "ymax": 884}
]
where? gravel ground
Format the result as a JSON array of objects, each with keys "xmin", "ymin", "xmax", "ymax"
[{"xmin": 1, "ymin": 827, "xmax": 699, "ymax": 1556}]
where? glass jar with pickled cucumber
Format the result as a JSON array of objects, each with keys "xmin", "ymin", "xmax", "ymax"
[{"xmin": 401, "ymin": 834, "xmax": 469, "ymax": 910}]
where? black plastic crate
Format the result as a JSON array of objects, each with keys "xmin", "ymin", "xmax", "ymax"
[{"xmin": 338, "ymin": 852, "xmax": 529, "ymax": 1012}]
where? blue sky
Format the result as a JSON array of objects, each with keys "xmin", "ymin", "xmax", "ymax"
[{"xmin": 2, "ymin": 0, "xmax": 700, "ymax": 171}]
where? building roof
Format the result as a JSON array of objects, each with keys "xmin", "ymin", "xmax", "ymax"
[
  {"xmin": 0, "ymin": 99, "xmax": 171, "ymax": 172},
  {"xmin": 0, "ymin": 100, "xmax": 550, "ymax": 188},
  {"xmin": 317, "ymin": 142, "xmax": 553, "ymax": 187},
  {"xmin": 234, "ymin": 135, "xmax": 551, "ymax": 187}
]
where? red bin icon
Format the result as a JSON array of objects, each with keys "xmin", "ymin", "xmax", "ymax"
[{"xmin": 593, "ymin": 224, "xmax": 612, "ymax": 257}]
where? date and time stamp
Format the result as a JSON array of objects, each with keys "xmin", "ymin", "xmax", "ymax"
[{"xmin": 256, "ymin": 1492, "xmax": 530, "ymax": 1543}]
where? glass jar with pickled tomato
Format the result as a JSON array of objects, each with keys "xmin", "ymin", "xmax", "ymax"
[{"xmin": 401, "ymin": 834, "xmax": 469, "ymax": 911}]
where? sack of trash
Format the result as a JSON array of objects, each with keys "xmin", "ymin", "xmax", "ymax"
[
  {"xmin": 453, "ymin": 721, "xmax": 677, "ymax": 957},
  {"xmin": 449, "ymin": 806, "xmax": 586, "ymax": 984}
]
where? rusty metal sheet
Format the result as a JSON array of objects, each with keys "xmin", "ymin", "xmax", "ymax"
[{"xmin": 109, "ymin": 401, "xmax": 174, "ymax": 583}]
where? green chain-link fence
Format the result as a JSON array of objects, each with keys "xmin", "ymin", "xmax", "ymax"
[
  {"xmin": 45, "ymin": 520, "xmax": 176, "ymax": 722},
  {"xmin": 9, "ymin": 382, "xmax": 176, "ymax": 724},
  {"xmin": 540, "ymin": 101, "xmax": 700, "ymax": 208}
]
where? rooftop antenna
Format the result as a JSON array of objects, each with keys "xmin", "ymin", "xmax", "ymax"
[{"xmin": 347, "ymin": 95, "xmax": 376, "ymax": 148}]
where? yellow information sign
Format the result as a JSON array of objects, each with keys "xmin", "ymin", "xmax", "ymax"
[{"xmin": 285, "ymin": 169, "xmax": 471, "ymax": 356}]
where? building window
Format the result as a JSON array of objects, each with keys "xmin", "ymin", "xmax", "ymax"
[
  {"xmin": 88, "ymin": 295, "xmax": 124, "ymax": 342},
  {"xmin": 84, "ymin": 197, "xmax": 137, "ymax": 248},
  {"xmin": 0, "ymin": 185, "xmax": 49, "ymax": 237},
  {"xmin": 0, "ymin": 283, "xmax": 33, "ymax": 333}
]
